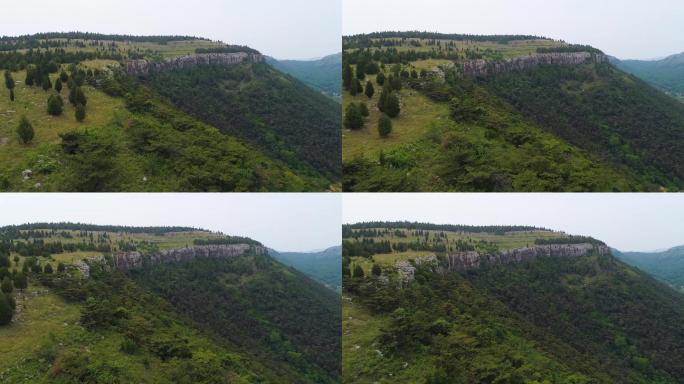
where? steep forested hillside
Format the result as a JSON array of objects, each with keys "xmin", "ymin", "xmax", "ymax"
[
  {"xmin": 343, "ymin": 222, "xmax": 684, "ymax": 383},
  {"xmin": 0, "ymin": 33, "xmax": 337, "ymax": 191},
  {"xmin": 612, "ymin": 53, "xmax": 684, "ymax": 99},
  {"xmin": 267, "ymin": 53, "xmax": 342, "ymax": 100},
  {"xmin": 615, "ymin": 245, "xmax": 684, "ymax": 292},
  {"xmin": 0, "ymin": 223, "xmax": 340, "ymax": 383},
  {"xmin": 342, "ymin": 32, "xmax": 684, "ymax": 191},
  {"xmin": 271, "ymin": 245, "xmax": 342, "ymax": 292},
  {"xmin": 146, "ymin": 62, "xmax": 341, "ymax": 181}
]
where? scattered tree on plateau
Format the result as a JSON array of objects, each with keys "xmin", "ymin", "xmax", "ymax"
[
  {"xmin": 378, "ymin": 114, "xmax": 392, "ymax": 137},
  {"xmin": 16, "ymin": 115, "xmax": 34, "ymax": 144}
]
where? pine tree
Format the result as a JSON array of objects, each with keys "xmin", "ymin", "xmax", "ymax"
[
  {"xmin": 44, "ymin": 264, "xmax": 53, "ymax": 274},
  {"xmin": 16, "ymin": 115, "xmax": 34, "ymax": 144},
  {"xmin": 59, "ymin": 70, "xmax": 68, "ymax": 82},
  {"xmin": 358, "ymin": 102, "xmax": 369, "ymax": 117},
  {"xmin": 42, "ymin": 75, "xmax": 52, "ymax": 91},
  {"xmin": 365, "ymin": 81, "xmax": 374, "ymax": 99},
  {"xmin": 55, "ymin": 78, "xmax": 63, "ymax": 93},
  {"xmin": 4, "ymin": 70, "xmax": 15, "ymax": 93},
  {"xmin": 1, "ymin": 276, "xmax": 12, "ymax": 294},
  {"xmin": 25, "ymin": 68, "xmax": 35, "ymax": 86},
  {"xmin": 349, "ymin": 78, "xmax": 359, "ymax": 96},
  {"xmin": 47, "ymin": 94, "xmax": 64, "ymax": 116},
  {"xmin": 13, "ymin": 272, "xmax": 27, "ymax": 290},
  {"xmin": 353, "ymin": 265, "xmax": 365, "ymax": 278},
  {"xmin": 69, "ymin": 86, "xmax": 87, "ymax": 106},
  {"xmin": 75, "ymin": 103, "xmax": 86, "ymax": 122},
  {"xmin": 343, "ymin": 63, "xmax": 353, "ymax": 90},
  {"xmin": 372, "ymin": 264, "xmax": 382, "ymax": 276},
  {"xmin": 9, "ymin": 89, "xmax": 13, "ymax": 102},
  {"xmin": 385, "ymin": 93, "xmax": 400, "ymax": 118},
  {"xmin": 378, "ymin": 114, "xmax": 393, "ymax": 137},
  {"xmin": 57, "ymin": 262, "xmax": 66, "ymax": 273},
  {"xmin": 0, "ymin": 293, "xmax": 13, "ymax": 326},
  {"xmin": 378, "ymin": 85, "xmax": 391, "ymax": 113},
  {"xmin": 344, "ymin": 103, "xmax": 364, "ymax": 130},
  {"xmin": 376, "ymin": 72, "xmax": 385, "ymax": 86}
]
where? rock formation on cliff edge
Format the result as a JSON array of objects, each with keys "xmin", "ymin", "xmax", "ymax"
[
  {"xmin": 126, "ymin": 52, "xmax": 264, "ymax": 76},
  {"xmin": 397, "ymin": 243, "xmax": 610, "ymax": 282},
  {"xmin": 75, "ymin": 243, "xmax": 266, "ymax": 276},
  {"xmin": 462, "ymin": 52, "xmax": 608, "ymax": 77}
]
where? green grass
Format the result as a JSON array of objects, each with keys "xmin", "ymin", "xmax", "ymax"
[
  {"xmin": 0, "ymin": 66, "xmax": 126, "ymax": 190},
  {"xmin": 14, "ymin": 39, "xmax": 223, "ymax": 59},
  {"xmin": 343, "ymin": 72, "xmax": 450, "ymax": 161},
  {"xmin": 0, "ymin": 285, "xmax": 81, "ymax": 372}
]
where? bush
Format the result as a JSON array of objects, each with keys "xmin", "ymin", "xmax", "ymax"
[
  {"xmin": 75, "ymin": 103, "xmax": 86, "ymax": 122},
  {"xmin": 47, "ymin": 94, "xmax": 64, "ymax": 116},
  {"xmin": 378, "ymin": 114, "xmax": 392, "ymax": 137},
  {"xmin": 344, "ymin": 103, "xmax": 364, "ymax": 130},
  {"xmin": 358, "ymin": 102, "xmax": 369, "ymax": 117},
  {"xmin": 16, "ymin": 115, "xmax": 34, "ymax": 144},
  {"xmin": 0, "ymin": 292, "xmax": 13, "ymax": 325}
]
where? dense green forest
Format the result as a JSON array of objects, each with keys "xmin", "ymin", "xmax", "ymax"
[
  {"xmin": 271, "ymin": 246, "xmax": 342, "ymax": 292},
  {"xmin": 343, "ymin": 223, "xmax": 684, "ymax": 383},
  {"xmin": 615, "ymin": 245, "xmax": 684, "ymax": 292},
  {"xmin": 267, "ymin": 53, "xmax": 342, "ymax": 100},
  {"xmin": 0, "ymin": 223, "xmax": 340, "ymax": 383},
  {"xmin": 612, "ymin": 53, "xmax": 684, "ymax": 99},
  {"xmin": 342, "ymin": 32, "xmax": 684, "ymax": 191},
  {"xmin": 147, "ymin": 62, "xmax": 341, "ymax": 182}
]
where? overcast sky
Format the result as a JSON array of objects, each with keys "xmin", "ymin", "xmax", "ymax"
[
  {"xmin": 0, "ymin": 0, "xmax": 341, "ymax": 60},
  {"xmin": 344, "ymin": 0, "xmax": 684, "ymax": 60},
  {"xmin": 0, "ymin": 194, "xmax": 341, "ymax": 252},
  {"xmin": 344, "ymin": 194, "xmax": 684, "ymax": 252}
]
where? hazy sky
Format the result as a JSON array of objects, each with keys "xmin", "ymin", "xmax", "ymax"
[
  {"xmin": 344, "ymin": 0, "xmax": 684, "ymax": 60},
  {"xmin": 344, "ymin": 194, "xmax": 684, "ymax": 252},
  {"xmin": 0, "ymin": 0, "xmax": 341, "ymax": 60},
  {"xmin": 0, "ymin": 194, "xmax": 341, "ymax": 252}
]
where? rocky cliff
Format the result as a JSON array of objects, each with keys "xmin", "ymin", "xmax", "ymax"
[
  {"xmin": 462, "ymin": 52, "xmax": 608, "ymax": 77},
  {"xmin": 396, "ymin": 243, "xmax": 610, "ymax": 282},
  {"xmin": 74, "ymin": 243, "xmax": 266, "ymax": 276},
  {"xmin": 126, "ymin": 52, "xmax": 264, "ymax": 76}
]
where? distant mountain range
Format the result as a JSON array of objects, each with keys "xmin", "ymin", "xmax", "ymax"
[
  {"xmin": 614, "ymin": 245, "xmax": 684, "ymax": 292},
  {"xmin": 271, "ymin": 245, "xmax": 341, "ymax": 292},
  {"xmin": 611, "ymin": 53, "xmax": 684, "ymax": 99},
  {"xmin": 267, "ymin": 53, "xmax": 341, "ymax": 101}
]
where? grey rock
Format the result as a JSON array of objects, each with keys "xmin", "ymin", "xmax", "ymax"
[
  {"xmin": 126, "ymin": 52, "xmax": 264, "ymax": 77},
  {"xmin": 462, "ymin": 52, "xmax": 608, "ymax": 77}
]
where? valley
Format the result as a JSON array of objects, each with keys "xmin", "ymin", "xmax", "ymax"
[
  {"xmin": 342, "ymin": 221, "xmax": 684, "ymax": 383},
  {"xmin": 0, "ymin": 223, "xmax": 341, "ymax": 383},
  {"xmin": 0, "ymin": 32, "xmax": 340, "ymax": 192},
  {"xmin": 342, "ymin": 32, "xmax": 684, "ymax": 191}
]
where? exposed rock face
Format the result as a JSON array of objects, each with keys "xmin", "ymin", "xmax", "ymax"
[
  {"xmin": 112, "ymin": 244, "xmax": 266, "ymax": 271},
  {"xmin": 444, "ymin": 243, "xmax": 610, "ymax": 272},
  {"xmin": 126, "ymin": 52, "xmax": 264, "ymax": 76},
  {"xmin": 396, "ymin": 255, "xmax": 439, "ymax": 284},
  {"xmin": 462, "ymin": 52, "xmax": 608, "ymax": 77},
  {"xmin": 395, "ymin": 243, "xmax": 610, "ymax": 282},
  {"xmin": 74, "ymin": 254, "xmax": 106, "ymax": 277}
]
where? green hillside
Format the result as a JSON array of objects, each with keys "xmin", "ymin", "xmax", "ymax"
[
  {"xmin": 146, "ymin": 62, "xmax": 341, "ymax": 181},
  {"xmin": 0, "ymin": 223, "xmax": 340, "ymax": 383},
  {"xmin": 612, "ymin": 53, "xmax": 684, "ymax": 100},
  {"xmin": 271, "ymin": 245, "xmax": 342, "ymax": 292},
  {"xmin": 343, "ymin": 222, "xmax": 684, "ymax": 383},
  {"xmin": 342, "ymin": 32, "xmax": 684, "ymax": 191},
  {"xmin": 267, "ymin": 53, "xmax": 342, "ymax": 100},
  {"xmin": 0, "ymin": 32, "xmax": 337, "ymax": 191},
  {"xmin": 615, "ymin": 245, "xmax": 684, "ymax": 292}
]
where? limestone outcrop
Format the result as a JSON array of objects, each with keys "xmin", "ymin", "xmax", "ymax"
[
  {"xmin": 126, "ymin": 52, "xmax": 264, "ymax": 76},
  {"xmin": 396, "ymin": 243, "xmax": 610, "ymax": 282},
  {"xmin": 461, "ymin": 52, "xmax": 608, "ymax": 77},
  {"xmin": 112, "ymin": 244, "xmax": 266, "ymax": 270},
  {"xmin": 73, "ymin": 244, "xmax": 265, "ymax": 276},
  {"xmin": 445, "ymin": 243, "xmax": 609, "ymax": 271}
]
